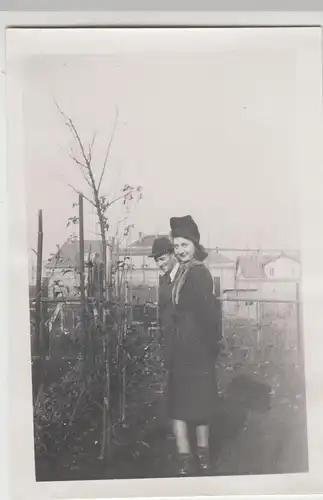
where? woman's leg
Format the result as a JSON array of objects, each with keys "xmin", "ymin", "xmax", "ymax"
[
  {"xmin": 172, "ymin": 420, "xmax": 195, "ymax": 476},
  {"xmin": 196, "ymin": 424, "xmax": 209, "ymax": 448},
  {"xmin": 196, "ymin": 424, "xmax": 211, "ymax": 473},
  {"xmin": 172, "ymin": 419, "xmax": 190, "ymax": 454}
]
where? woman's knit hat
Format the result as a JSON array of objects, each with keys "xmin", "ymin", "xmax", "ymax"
[
  {"xmin": 170, "ymin": 215, "xmax": 208, "ymax": 261},
  {"xmin": 170, "ymin": 215, "xmax": 201, "ymax": 245}
]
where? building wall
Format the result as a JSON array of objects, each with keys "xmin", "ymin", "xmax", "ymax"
[
  {"xmin": 264, "ymin": 257, "xmax": 300, "ymax": 280},
  {"xmin": 236, "ymin": 277, "xmax": 263, "ymax": 293},
  {"xmin": 261, "ymin": 280, "xmax": 297, "ymax": 300},
  {"xmin": 45, "ymin": 267, "xmax": 81, "ymax": 297},
  {"xmin": 208, "ymin": 264, "xmax": 235, "ymax": 291},
  {"xmin": 126, "ymin": 255, "xmax": 146, "ymax": 269},
  {"xmin": 263, "ymin": 257, "xmax": 300, "ymax": 306},
  {"xmin": 129, "ymin": 268, "xmax": 160, "ymax": 287}
]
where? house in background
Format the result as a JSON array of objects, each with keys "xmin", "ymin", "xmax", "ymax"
[
  {"xmin": 263, "ymin": 252, "xmax": 301, "ymax": 280},
  {"xmin": 235, "ymin": 253, "xmax": 266, "ymax": 282},
  {"xmin": 227, "ymin": 251, "xmax": 302, "ymax": 319},
  {"xmin": 205, "ymin": 250, "xmax": 236, "ymax": 292},
  {"xmin": 262, "ymin": 252, "xmax": 301, "ymax": 307},
  {"xmin": 119, "ymin": 234, "xmax": 237, "ymax": 293},
  {"xmin": 44, "ymin": 230, "xmax": 301, "ymax": 313},
  {"xmin": 118, "ymin": 233, "xmax": 166, "ymax": 289},
  {"xmin": 45, "ymin": 237, "xmax": 110, "ymax": 298},
  {"xmin": 225, "ymin": 253, "xmax": 267, "ymax": 320},
  {"xmin": 44, "ymin": 233, "xmax": 163, "ymax": 300}
]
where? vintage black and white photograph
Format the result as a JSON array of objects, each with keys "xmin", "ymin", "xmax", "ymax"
[{"xmin": 7, "ymin": 26, "xmax": 323, "ymax": 494}]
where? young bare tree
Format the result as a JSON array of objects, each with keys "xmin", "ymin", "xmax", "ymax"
[
  {"xmin": 55, "ymin": 101, "xmax": 143, "ymax": 458},
  {"xmin": 55, "ymin": 101, "xmax": 142, "ymax": 302}
]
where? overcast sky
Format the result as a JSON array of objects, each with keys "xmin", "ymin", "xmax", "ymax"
[{"xmin": 22, "ymin": 30, "xmax": 306, "ymax": 264}]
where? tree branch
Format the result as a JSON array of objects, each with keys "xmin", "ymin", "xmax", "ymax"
[
  {"xmin": 88, "ymin": 132, "xmax": 97, "ymax": 164},
  {"xmin": 98, "ymin": 106, "xmax": 119, "ymax": 192},
  {"xmin": 55, "ymin": 100, "xmax": 91, "ymax": 171},
  {"xmin": 69, "ymin": 150, "xmax": 93, "ymax": 189},
  {"xmin": 68, "ymin": 150, "xmax": 86, "ymax": 169},
  {"xmin": 67, "ymin": 183, "xmax": 96, "ymax": 208},
  {"xmin": 106, "ymin": 193, "xmax": 128, "ymax": 209}
]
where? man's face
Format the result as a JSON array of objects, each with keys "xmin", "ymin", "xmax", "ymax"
[{"xmin": 155, "ymin": 252, "xmax": 176, "ymax": 274}]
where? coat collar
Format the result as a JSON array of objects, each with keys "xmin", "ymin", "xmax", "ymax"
[{"xmin": 169, "ymin": 262, "xmax": 180, "ymax": 283}]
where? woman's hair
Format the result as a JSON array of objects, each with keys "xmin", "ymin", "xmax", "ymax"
[
  {"xmin": 195, "ymin": 243, "xmax": 208, "ymax": 262},
  {"xmin": 171, "ymin": 235, "xmax": 208, "ymax": 262}
]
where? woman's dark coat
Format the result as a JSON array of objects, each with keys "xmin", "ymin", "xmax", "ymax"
[
  {"xmin": 158, "ymin": 271, "xmax": 178, "ymax": 372},
  {"xmin": 168, "ymin": 264, "xmax": 222, "ymax": 423},
  {"xmin": 157, "ymin": 269, "xmax": 179, "ymax": 424}
]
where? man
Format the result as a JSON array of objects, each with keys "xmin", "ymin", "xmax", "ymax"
[
  {"xmin": 149, "ymin": 237, "xmax": 180, "ymax": 336},
  {"xmin": 149, "ymin": 237, "xmax": 180, "ymax": 418},
  {"xmin": 150, "ymin": 236, "xmax": 179, "ymax": 284}
]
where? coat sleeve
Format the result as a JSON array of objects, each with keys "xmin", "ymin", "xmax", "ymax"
[
  {"xmin": 157, "ymin": 275, "xmax": 164, "ymax": 334},
  {"xmin": 184, "ymin": 265, "xmax": 223, "ymax": 354}
]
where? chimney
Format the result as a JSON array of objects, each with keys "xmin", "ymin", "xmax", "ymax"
[{"xmin": 138, "ymin": 232, "xmax": 144, "ymax": 244}]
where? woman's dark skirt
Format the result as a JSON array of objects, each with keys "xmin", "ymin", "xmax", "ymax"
[{"xmin": 165, "ymin": 368, "xmax": 218, "ymax": 423}]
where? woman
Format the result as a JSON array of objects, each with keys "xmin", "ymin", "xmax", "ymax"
[{"xmin": 168, "ymin": 215, "xmax": 222, "ymax": 476}]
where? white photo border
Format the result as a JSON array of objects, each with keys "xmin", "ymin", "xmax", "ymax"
[{"xmin": 5, "ymin": 19, "xmax": 323, "ymax": 500}]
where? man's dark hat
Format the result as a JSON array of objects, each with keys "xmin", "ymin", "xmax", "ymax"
[
  {"xmin": 170, "ymin": 215, "xmax": 200, "ymax": 245},
  {"xmin": 149, "ymin": 236, "xmax": 174, "ymax": 259}
]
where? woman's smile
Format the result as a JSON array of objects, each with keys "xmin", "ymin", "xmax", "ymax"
[{"xmin": 173, "ymin": 237, "xmax": 196, "ymax": 262}]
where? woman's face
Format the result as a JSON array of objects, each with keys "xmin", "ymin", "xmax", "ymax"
[{"xmin": 173, "ymin": 237, "xmax": 196, "ymax": 263}]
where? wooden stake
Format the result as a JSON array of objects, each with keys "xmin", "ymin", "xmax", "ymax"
[
  {"xmin": 79, "ymin": 194, "xmax": 87, "ymax": 356},
  {"xmin": 107, "ymin": 238, "xmax": 114, "ymax": 302},
  {"xmin": 35, "ymin": 210, "xmax": 43, "ymax": 358},
  {"xmin": 296, "ymin": 281, "xmax": 303, "ymax": 367}
]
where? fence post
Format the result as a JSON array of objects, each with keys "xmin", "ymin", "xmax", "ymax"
[
  {"xmin": 35, "ymin": 210, "xmax": 43, "ymax": 358},
  {"xmin": 78, "ymin": 194, "xmax": 87, "ymax": 353},
  {"xmin": 296, "ymin": 281, "xmax": 303, "ymax": 367},
  {"xmin": 107, "ymin": 238, "xmax": 114, "ymax": 302},
  {"xmin": 214, "ymin": 276, "xmax": 221, "ymax": 298},
  {"xmin": 156, "ymin": 282, "xmax": 160, "ymax": 325},
  {"xmin": 213, "ymin": 277, "xmax": 224, "ymax": 343},
  {"xmin": 42, "ymin": 278, "xmax": 49, "ymax": 357}
]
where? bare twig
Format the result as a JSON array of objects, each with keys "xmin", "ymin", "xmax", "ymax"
[
  {"xmin": 88, "ymin": 132, "xmax": 97, "ymax": 163},
  {"xmin": 88, "ymin": 230, "xmax": 104, "ymax": 237},
  {"xmin": 67, "ymin": 184, "xmax": 96, "ymax": 208},
  {"xmin": 55, "ymin": 101, "xmax": 90, "ymax": 167},
  {"xmin": 68, "ymin": 150, "xmax": 87, "ymax": 169},
  {"xmin": 98, "ymin": 106, "xmax": 119, "ymax": 192},
  {"xmin": 105, "ymin": 192, "xmax": 130, "ymax": 210},
  {"xmin": 68, "ymin": 151, "xmax": 93, "ymax": 189}
]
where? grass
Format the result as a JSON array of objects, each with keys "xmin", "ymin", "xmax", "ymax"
[{"xmin": 33, "ymin": 312, "xmax": 308, "ymax": 481}]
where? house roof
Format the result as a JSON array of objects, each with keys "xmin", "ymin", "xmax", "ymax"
[
  {"xmin": 206, "ymin": 250, "xmax": 235, "ymax": 266},
  {"xmin": 46, "ymin": 239, "xmax": 104, "ymax": 269},
  {"xmin": 236, "ymin": 254, "xmax": 266, "ymax": 279},
  {"xmin": 263, "ymin": 252, "xmax": 301, "ymax": 266},
  {"xmin": 119, "ymin": 234, "xmax": 169, "ymax": 257},
  {"xmin": 119, "ymin": 234, "xmax": 236, "ymax": 267},
  {"xmin": 120, "ymin": 235, "xmax": 235, "ymax": 266},
  {"xmin": 236, "ymin": 250, "xmax": 301, "ymax": 278},
  {"xmin": 130, "ymin": 234, "xmax": 168, "ymax": 248},
  {"xmin": 261, "ymin": 253, "xmax": 277, "ymax": 266}
]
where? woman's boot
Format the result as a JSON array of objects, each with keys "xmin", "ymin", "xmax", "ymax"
[
  {"xmin": 177, "ymin": 452, "xmax": 196, "ymax": 477},
  {"xmin": 196, "ymin": 446, "xmax": 211, "ymax": 475}
]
